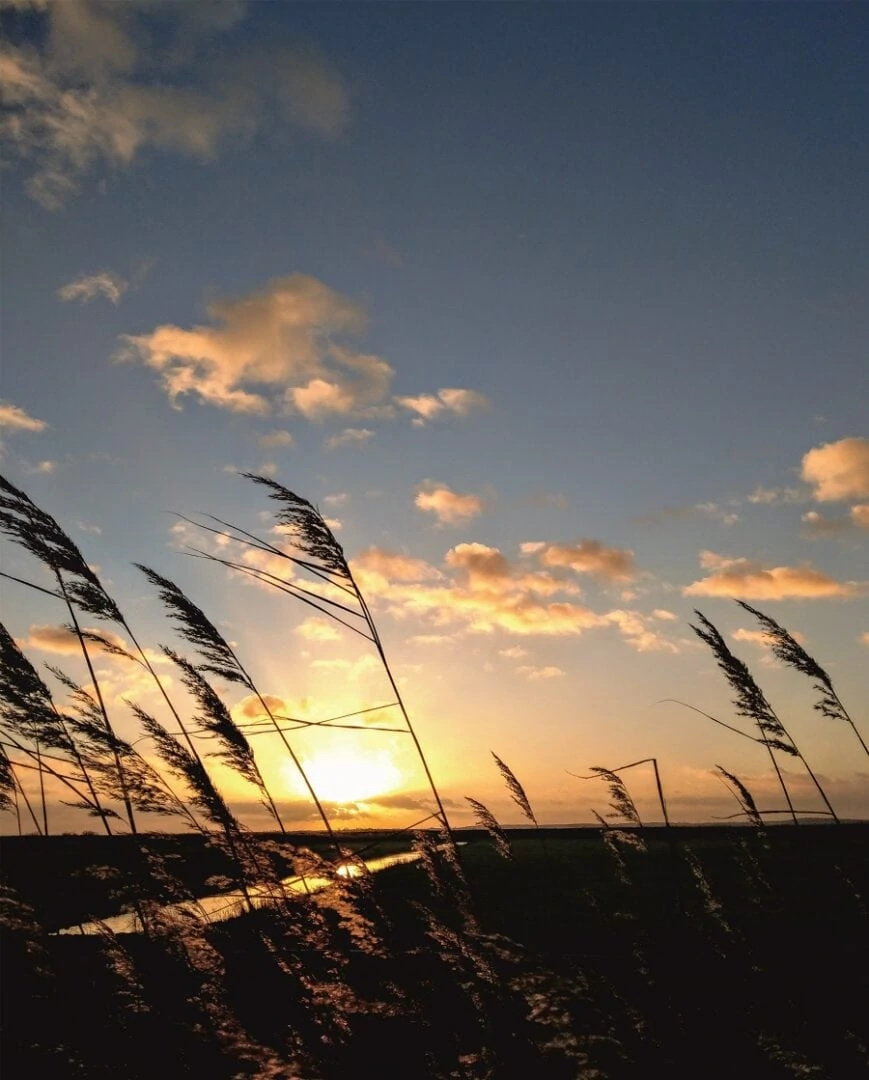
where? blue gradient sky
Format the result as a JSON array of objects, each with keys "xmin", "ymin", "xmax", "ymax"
[{"xmin": 1, "ymin": 2, "xmax": 867, "ymax": 831}]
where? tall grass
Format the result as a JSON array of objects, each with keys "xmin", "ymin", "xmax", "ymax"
[{"xmin": 1, "ymin": 474, "xmax": 867, "ymax": 1079}]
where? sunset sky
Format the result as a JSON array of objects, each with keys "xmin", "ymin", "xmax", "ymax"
[{"xmin": 1, "ymin": 1, "xmax": 867, "ymax": 832}]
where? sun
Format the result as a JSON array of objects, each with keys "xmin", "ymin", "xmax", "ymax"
[{"xmin": 285, "ymin": 749, "xmax": 404, "ymax": 805}]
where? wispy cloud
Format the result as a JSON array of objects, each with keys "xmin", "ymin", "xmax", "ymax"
[
  {"xmin": 396, "ymin": 387, "xmax": 491, "ymax": 424},
  {"xmin": 746, "ymin": 485, "xmax": 804, "ymax": 505},
  {"xmin": 58, "ymin": 269, "xmax": 128, "ymax": 305},
  {"xmin": 0, "ymin": 1, "xmax": 349, "ymax": 209},
  {"xmin": 0, "ymin": 400, "xmax": 48, "ymax": 434},
  {"xmin": 326, "ymin": 427, "xmax": 374, "ymax": 450},
  {"xmin": 257, "ymin": 429, "xmax": 294, "ymax": 450},
  {"xmin": 517, "ymin": 664, "xmax": 565, "ymax": 680}
]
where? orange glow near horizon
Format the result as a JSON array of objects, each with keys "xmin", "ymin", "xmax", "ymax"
[{"xmin": 283, "ymin": 749, "xmax": 405, "ymax": 805}]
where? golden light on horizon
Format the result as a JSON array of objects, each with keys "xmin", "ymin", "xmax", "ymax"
[{"xmin": 284, "ymin": 749, "xmax": 405, "ymax": 805}]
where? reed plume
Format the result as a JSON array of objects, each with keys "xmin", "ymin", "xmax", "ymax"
[
  {"xmin": 736, "ymin": 600, "xmax": 869, "ymax": 758},
  {"xmin": 692, "ymin": 609, "xmax": 838, "ymax": 823},
  {"xmin": 715, "ymin": 765, "xmax": 763, "ymax": 827},
  {"xmin": 465, "ymin": 797, "xmax": 512, "ymax": 859}
]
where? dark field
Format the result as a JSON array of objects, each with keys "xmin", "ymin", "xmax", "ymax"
[{"xmin": 3, "ymin": 825, "xmax": 868, "ymax": 1079}]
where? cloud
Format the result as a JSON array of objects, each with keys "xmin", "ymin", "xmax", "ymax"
[
  {"xmin": 120, "ymin": 273, "xmax": 396, "ymax": 417},
  {"xmin": 684, "ymin": 551, "xmax": 863, "ymax": 600},
  {"xmin": 19, "ymin": 623, "xmax": 128, "ymax": 657},
  {"xmin": 352, "ymin": 547, "xmax": 443, "ymax": 594},
  {"xmin": 535, "ymin": 540, "xmax": 636, "ymax": 582},
  {"xmin": 851, "ymin": 505, "xmax": 869, "ymax": 530},
  {"xmin": 0, "ymin": 1, "xmax": 350, "ymax": 209},
  {"xmin": 323, "ymin": 492, "xmax": 348, "ymax": 506},
  {"xmin": 408, "ymin": 634, "xmax": 455, "ymax": 646},
  {"xmin": 516, "ymin": 665, "xmax": 564, "ymax": 680},
  {"xmin": 801, "ymin": 437, "xmax": 869, "ymax": 502},
  {"xmin": 636, "ymin": 502, "xmax": 740, "ymax": 527},
  {"xmin": 0, "ymin": 400, "xmax": 47, "ymax": 433},
  {"xmin": 732, "ymin": 626, "xmax": 806, "ymax": 648},
  {"xmin": 747, "ymin": 486, "xmax": 804, "ymax": 505},
  {"xmin": 295, "ymin": 616, "xmax": 341, "ymax": 642},
  {"xmin": 414, "ymin": 482, "xmax": 483, "ymax": 525},
  {"xmin": 861, "ymin": 633, "xmax": 869, "ymax": 647},
  {"xmin": 325, "ymin": 427, "xmax": 374, "ymax": 449},
  {"xmin": 354, "ymin": 540, "xmax": 673, "ymax": 649},
  {"xmin": 24, "ymin": 459, "xmax": 58, "ymax": 474},
  {"xmin": 499, "ymin": 646, "xmax": 529, "ymax": 659},
  {"xmin": 396, "ymin": 387, "xmax": 491, "ymax": 424},
  {"xmin": 800, "ymin": 510, "xmax": 854, "ymax": 538},
  {"xmin": 257, "ymin": 429, "xmax": 294, "ymax": 450},
  {"xmin": 652, "ymin": 609, "xmax": 678, "ymax": 621},
  {"xmin": 58, "ymin": 270, "xmax": 127, "ymax": 305}
]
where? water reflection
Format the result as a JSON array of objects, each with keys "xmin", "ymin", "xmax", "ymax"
[{"xmin": 58, "ymin": 849, "xmax": 421, "ymax": 936}]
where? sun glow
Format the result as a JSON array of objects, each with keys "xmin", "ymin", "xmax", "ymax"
[{"xmin": 287, "ymin": 749, "xmax": 404, "ymax": 804}]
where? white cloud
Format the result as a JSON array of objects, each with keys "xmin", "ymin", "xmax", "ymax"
[
  {"xmin": 0, "ymin": 400, "xmax": 47, "ymax": 433},
  {"xmin": 414, "ymin": 482, "xmax": 483, "ymax": 525},
  {"xmin": 652, "ymin": 609, "xmax": 678, "ymax": 621},
  {"xmin": 58, "ymin": 270, "xmax": 127, "ymax": 305},
  {"xmin": 732, "ymin": 626, "xmax": 806, "ymax": 648},
  {"xmin": 685, "ymin": 551, "xmax": 863, "ymax": 600},
  {"xmin": 325, "ymin": 427, "xmax": 374, "ymax": 450},
  {"xmin": 801, "ymin": 437, "xmax": 869, "ymax": 502},
  {"xmin": 323, "ymin": 492, "xmax": 348, "ymax": 506},
  {"xmin": 0, "ymin": 2, "xmax": 350, "ymax": 209},
  {"xmin": 396, "ymin": 387, "xmax": 491, "ymax": 423}
]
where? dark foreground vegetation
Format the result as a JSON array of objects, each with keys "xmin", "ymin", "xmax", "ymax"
[
  {"xmin": 2, "ymin": 474, "xmax": 867, "ymax": 1078},
  {"xmin": 3, "ymin": 826, "xmax": 869, "ymax": 1079}
]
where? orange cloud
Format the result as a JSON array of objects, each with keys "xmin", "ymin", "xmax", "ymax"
[
  {"xmin": 851, "ymin": 505, "xmax": 869, "ymax": 529},
  {"xmin": 295, "ymin": 617, "xmax": 341, "ymax": 642},
  {"xmin": 121, "ymin": 274, "xmax": 394, "ymax": 417},
  {"xmin": 415, "ymin": 482, "xmax": 483, "ymax": 525},
  {"xmin": 535, "ymin": 539, "xmax": 636, "ymax": 582},
  {"xmin": 801, "ymin": 437, "xmax": 869, "ymax": 502},
  {"xmin": 19, "ymin": 623, "xmax": 129, "ymax": 657},
  {"xmin": 0, "ymin": 400, "xmax": 48, "ymax": 433},
  {"xmin": 684, "ymin": 552, "xmax": 862, "ymax": 600}
]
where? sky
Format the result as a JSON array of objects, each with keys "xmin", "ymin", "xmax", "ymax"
[{"xmin": 1, "ymin": 1, "xmax": 867, "ymax": 834}]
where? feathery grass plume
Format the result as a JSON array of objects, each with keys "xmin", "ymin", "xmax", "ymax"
[
  {"xmin": 134, "ymin": 708, "xmax": 238, "ymax": 832},
  {"xmin": 162, "ymin": 647, "xmax": 286, "ymax": 830},
  {"xmin": 715, "ymin": 765, "xmax": 763, "ymax": 827},
  {"xmin": 588, "ymin": 766, "xmax": 643, "ymax": 827},
  {"xmin": 0, "ymin": 474, "xmax": 121, "ymax": 622},
  {"xmin": 691, "ymin": 611, "xmax": 797, "ymax": 755},
  {"xmin": 736, "ymin": 600, "xmax": 869, "ymax": 758},
  {"xmin": 491, "ymin": 752, "xmax": 538, "ymax": 826},
  {"xmin": 240, "ymin": 473, "xmax": 352, "ymax": 582},
  {"xmin": 0, "ymin": 744, "xmax": 15, "ymax": 813},
  {"xmin": 0, "ymin": 624, "xmax": 76, "ymax": 755},
  {"xmin": 135, "ymin": 565, "xmax": 252, "ymax": 688},
  {"xmin": 692, "ymin": 608, "xmax": 839, "ymax": 824},
  {"xmin": 465, "ymin": 797, "xmax": 513, "ymax": 859}
]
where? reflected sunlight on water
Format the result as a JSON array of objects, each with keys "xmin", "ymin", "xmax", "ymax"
[{"xmin": 57, "ymin": 850, "xmax": 422, "ymax": 936}]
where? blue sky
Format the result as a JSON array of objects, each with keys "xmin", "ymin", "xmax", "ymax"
[{"xmin": 1, "ymin": 1, "xmax": 867, "ymax": 832}]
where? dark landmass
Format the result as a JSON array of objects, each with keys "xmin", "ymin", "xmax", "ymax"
[{"xmin": 2, "ymin": 825, "xmax": 868, "ymax": 1078}]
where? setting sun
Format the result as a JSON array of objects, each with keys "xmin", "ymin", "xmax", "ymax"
[{"xmin": 286, "ymin": 750, "xmax": 404, "ymax": 805}]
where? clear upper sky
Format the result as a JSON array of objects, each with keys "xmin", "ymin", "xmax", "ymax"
[{"xmin": 1, "ymin": 1, "xmax": 867, "ymax": 831}]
